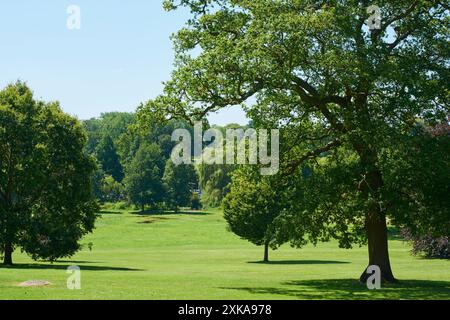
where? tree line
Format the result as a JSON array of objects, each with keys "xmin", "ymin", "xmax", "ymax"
[{"xmin": 83, "ymin": 111, "xmax": 241, "ymax": 212}]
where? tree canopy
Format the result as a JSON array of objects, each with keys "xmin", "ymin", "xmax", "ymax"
[
  {"xmin": 124, "ymin": 142, "xmax": 166, "ymax": 211},
  {"xmin": 223, "ymin": 167, "xmax": 291, "ymax": 262},
  {"xmin": 96, "ymin": 135, "xmax": 125, "ymax": 183},
  {"xmin": 0, "ymin": 81, "xmax": 98, "ymax": 264},
  {"xmin": 163, "ymin": 160, "xmax": 198, "ymax": 212}
]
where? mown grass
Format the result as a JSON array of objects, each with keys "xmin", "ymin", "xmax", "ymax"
[{"xmin": 0, "ymin": 208, "xmax": 449, "ymax": 300}]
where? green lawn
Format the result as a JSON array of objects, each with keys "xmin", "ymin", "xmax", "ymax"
[{"xmin": 0, "ymin": 208, "xmax": 449, "ymax": 300}]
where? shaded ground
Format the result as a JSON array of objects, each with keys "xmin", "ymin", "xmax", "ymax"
[{"xmin": 223, "ymin": 279, "xmax": 450, "ymax": 300}]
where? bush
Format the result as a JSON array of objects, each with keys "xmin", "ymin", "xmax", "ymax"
[
  {"xmin": 101, "ymin": 175, "xmax": 126, "ymax": 202},
  {"xmin": 401, "ymin": 228, "xmax": 450, "ymax": 259},
  {"xmin": 101, "ymin": 201, "xmax": 132, "ymax": 211}
]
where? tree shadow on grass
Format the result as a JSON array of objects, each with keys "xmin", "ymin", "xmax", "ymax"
[
  {"xmin": 133, "ymin": 209, "xmax": 212, "ymax": 216},
  {"xmin": 222, "ymin": 278, "xmax": 450, "ymax": 300},
  {"xmin": 0, "ymin": 264, "xmax": 144, "ymax": 272},
  {"xmin": 53, "ymin": 260, "xmax": 101, "ymax": 264},
  {"xmin": 248, "ymin": 260, "xmax": 350, "ymax": 265},
  {"xmin": 100, "ymin": 210, "xmax": 125, "ymax": 215}
]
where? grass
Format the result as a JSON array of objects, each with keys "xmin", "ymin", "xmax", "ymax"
[{"xmin": 0, "ymin": 208, "xmax": 449, "ymax": 300}]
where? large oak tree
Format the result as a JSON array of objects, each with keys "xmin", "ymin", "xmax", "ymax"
[{"xmin": 140, "ymin": 0, "xmax": 449, "ymax": 282}]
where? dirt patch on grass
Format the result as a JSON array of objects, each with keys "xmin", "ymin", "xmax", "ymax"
[
  {"xmin": 138, "ymin": 217, "xmax": 172, "ymax": 224},
  {"xmin": 17, "ymin": 280, "xmax": 52, "ymax": 287}
]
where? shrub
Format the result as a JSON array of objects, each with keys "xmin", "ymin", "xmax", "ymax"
[{"xmin": 401, "ymin": 228, "xmax": 450, "ymax": 259}]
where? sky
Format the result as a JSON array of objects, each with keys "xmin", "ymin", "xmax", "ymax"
[{"xmin": 0, "ymin": 0, "xmax": 248, "ymax": 125}]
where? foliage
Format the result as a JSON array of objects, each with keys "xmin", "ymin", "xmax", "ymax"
[
  {"xmin": 91, "ymin": 167, "xmax": 106, "ymax": 201},
  {"xmin": 83, "ymin": 112, "xmax": 135, "ymax": 155},
  {"xmin": 123, "ymin": 142, "xmax": 166, "ymax": 210},
  {"xmin": 163, "ymin": 160, "xmax": 198, "ymax": 212},
  {"xmin": 0, "ymin": 81, "xmax": 98, "ymax": 263},
  {"xmin": 101, "ymin": 175, "xmax": 126, "ymax": 203},
  {"xmin": 120, "ymin": 110, "xmax": 193, "ymax": 165},
  {"xmin": 223, "ymin": 167, "xmax": 289, "ymax": 259},
  {"xmin": 197, "ymin": 163, "xmax": 234, "ymax": 207},
  {"xmin": 96, "ymin": 135, "xmax": 124, "ymax": 182},
  {"xmin": 401, "ymin": 228, "xmax": 450, "ymax": 259}
]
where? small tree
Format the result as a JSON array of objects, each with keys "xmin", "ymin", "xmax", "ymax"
[
  {"xmin": 223, "ymin": 168, "xmax": 287, "ymax": 262},
  {"xmin": 0, "ymin": 81, "xmax": 98, "ymax": 265},
  {"xmin": 124, "ymin": 142, "xmax": 165, "ymax": 211},
  {"xmin": 163, "ymin": 160, "xmax": 198, "ymax": 212}
]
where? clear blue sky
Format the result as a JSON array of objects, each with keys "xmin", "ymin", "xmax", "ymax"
[{"xmin": 0, "ymin": 0, "xmax": 247, "ymax": 125}]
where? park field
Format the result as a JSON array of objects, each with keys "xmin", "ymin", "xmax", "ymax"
[{"xmin": 0, "ymin": 208, "xmax": 449, "ymax": 300}]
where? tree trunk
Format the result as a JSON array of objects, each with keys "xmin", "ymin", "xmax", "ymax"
[
  {"xmin": 351, "ymin": 142, "xmax": 397, "ymax": 284},
  {"xmin": 263, "ymin": 242, "xmax": 269, "ymax": 263},
  {"xmin": 359, "ymin": 212, "xmax": 397, "ymax": 283},
  {"xmin": 3, "ymin": 242, "xmax": 13, "ymax": 265}
]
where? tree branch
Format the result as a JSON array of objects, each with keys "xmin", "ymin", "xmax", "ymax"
[
  {"xmin": 373, "ymin": 1, "xmax": 420, "ymax": 38},
  {"xmin": 283, "ymin": 139, "xmax": 343, "ymax": 175}
]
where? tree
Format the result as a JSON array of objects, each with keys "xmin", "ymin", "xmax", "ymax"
[
  {"xmin": 401, "ymin": 228, "xmax": 450, "ymax": 259},
  {"xmin": 83, "ymin": 118, "xmax": 103, "ymax": 155},
  {"xmin": 96, "ymin": 135, "xmax": 124, "ymax": 182},
  {"xmin": 141, "ymin": 1, "xmax": 449, "ymax": 282},
  {"xmin": 197, "ymin": 163, "xmax": 234, "ymax": 208},
  {"xmin": 101, "ymin": 175, "xmax": 126, "ymax": 203},
  {"xmin": 124, "ymin": 142, "xmax": 165, "ymax": 211},
  {"xmin": 0, "ymin": 81, "xmax": 98, "ymax": 265},
  {"xmin": 223, "ymin": 167, "xmax": 289, "ymax": 262},
  {"xmin": 83, "ymin": 112, "xmax": 135, "ymax": 155},
  {"xmin": 98, "ymin": 112, "xmax": 136, "ymax": 142},
  {"xmin": 91, "ymin": 166, "xmax": 106, "ymax": 201},
  {"xmin": 163, "ymin": 160, "xmax": 198, "ymax": 212},
  {"xmin": 117, "ymin": 112, "xmax": 193, "ymax": 168}
]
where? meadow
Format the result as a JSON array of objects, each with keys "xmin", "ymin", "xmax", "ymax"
[{"xmin": 0, "ymin": 208, "xmax": 449, "ymax": 300}]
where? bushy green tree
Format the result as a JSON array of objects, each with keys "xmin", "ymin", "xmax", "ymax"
[
  {"xmin": 141, "ymin": 1, "xmax": 449, "ymax": 282},
  {"xmin": 83, "ymin": 112, "xmax": 135, "ymax": 155},
  {"xmin": 96, "ymin": 135, "xmax": 124, "ymax": 182},
  {"xmin": 124, "ymin": 143, "xmax": 165, "ymax": 211},
  {"xmin": 0, "ymin": 81, "xmax": 98, "ymax": 265},
  {"xmin": 91, "ymin": 166, "xmax": 106, "ymax": 201},
  {"xmin": 163, "ymin": 160, "xmax": 198, "ymax": 212},
  {"xmin": 223, "ymin": 167, "xmax": 289, "ymax": 262},
  {"xmin": 197, "ymin": 163, "xmax": 234, "ymax": 208},
  {"xmin": 101, "ymin": 175, "xmax": 126, "ymax": 203},
  {"xmin": 117, "ymin": 113, "xmax": 193, "ymax": 168}
]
